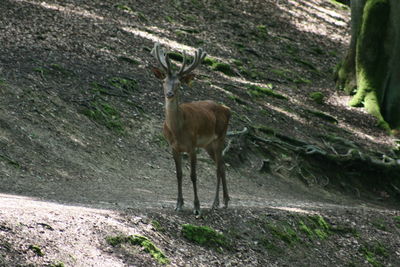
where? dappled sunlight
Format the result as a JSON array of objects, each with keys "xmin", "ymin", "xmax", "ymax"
[
  {"xmin": 17, "ymin": 0, "xmax": 105, "ymax": 20},
  {"xmin": 276, "ymin": 0, "xmax": 349, "ymax": 43}
]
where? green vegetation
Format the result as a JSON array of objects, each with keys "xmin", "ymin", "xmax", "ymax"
[
  {"xmin": 211, "ymin": 62, "xmax": 236, "ymax": 76},
  {"xmin": 181, "ymin": 224, "xmax": 229, "ymax": 249},
  {"xmin": 247, "ymin": 84, "xmax": 287, "ymax": 100},
  {"xmin": 28, "ymin": 245, "xmax": 44, "ymax": 256},
  {"xmin": 309, "ymin": 92, "xmax": 325, "ymax": 104},
  {"xmin": 118, "ymin": 56, "xmax": 139, "ymax": 65},
  {"xmin": 395, "ymin": 216, "xmax": 400, "ymax": 228},
  {"xmin": 0, "ymin": 154, "xmax": 21, "ymax": 168},
  {"xmin": 107, "ymin": 77, "xmax": 137, "ymax": 92},
  {"xmin": 34, "ymin": 63, "xmax": 74, "ymax": 77},
  {"xmin": 115, "ymin": 4, "xmax": 133, "ymax": 12},
  {"xmin": 82, "ymin": 101, "xmax": 124, "ymax": 133},
  {"xmin": 265, "ymin": 223, "xmax": 300, "ymax": 245},
  {"xmin": 255, "ymin": 24, "xmax": 268, "ymax": 39},
  {"xmin": 227, "ymin": 94, "xmax": 247, "ymax": 105},
  {"xmin": 306, "ymin": 109, "xmax": 338, "ymax": 124},
  {"xmin": 151, "ymin": 220, "xmax": 165, "ymax": 232},
  {"xmin": 50, "ymin": 262, "xmax": 65, "ymax": 267},
  {"xmin": 371, "ymin": 219, "xmax": 388, "ymax": 232},
  {"xmin": 360, "ymin": 242, "xmax": 388, "ymax": 267},
  {"xmin": 167, "ymin": 51, "xmax": 184, "ymax": 62},
  {"xmin": 106, "ymin": 234, "xmax": 170, "ymax": 264}
]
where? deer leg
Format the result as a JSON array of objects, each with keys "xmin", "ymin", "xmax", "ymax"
[
  {"xmin": 218, "ymin": 153, "xmax": 229, "ymax": 209},
  {"xmin": 189, "ymin": 151, "xmax": 200, "ymax": 215},
  {"xmin": 172, "ymin": 149, "xmax": 184, "ymax": 211},
  {"xmin": 215, "ymin": 144, "xmax": 229, "ymax": 209},
  {"xmin": 206, "ymin": 146, "xmax": 221, "ymax": 210}
]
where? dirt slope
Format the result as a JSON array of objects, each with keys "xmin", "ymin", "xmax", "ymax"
[{"xmin": 0, "ymin": 0, "xmax": 399, "ymax": 266}]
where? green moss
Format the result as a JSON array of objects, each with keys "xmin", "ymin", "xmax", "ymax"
[
  {"xmin": 306, "ymin": 109, "xmax": 338, "ymax": 124},
  {"xmin": 371, "ymin": 219, "xmax": 388, "ymax": 232},
  {"xmin": 299, "ymin": 221, "xmax": 314, "ymax": 237},
  {"xmin": 167, "ymin": 51, "xmax": 184, "ymax": 62},
  {"xmin": 50, "ymin": 262, "xmax": 65, "ymax": 267},
  {"xmin": 108, "ymin": 77, "xmax": 137, "ymax": 92},
  {"xmin": 259, "ymin": 238, "xmax": 284, "ymax": 254},
  {"xmin": 202, "ymin": 57, "xmax": 218, "ymax": 66},
  {"xmin": 266, "ymin": 223, "xmax": 300, "ymax": 245},
  {"xmin": 351, "ymin": 0, "xmax": 390, "ymax": 130},
  {"xmin": 115, "ymin": 4, "xmax": 133, "ymax": 12},
  {"xmin": 211, "ymin": 62, "xmax": 236, "ymax": 76},
  {"xmin": 395, "ymin": 216, "xmax": 400, "ymax": 228},
  {"xmin": 294, "ymin": 77, "xmax": 312, "ymax": 84},
  {"xmin": 247, "ymin": 84, "xmax": 287, "ymax": 100},
  {"xmin": 309, "ymin": 92, "xmax": 325, "ymax": 104},
  {"xmin": 118, "ymin": 56, "xmax": 139, "ymax": 65},
  {"xmin": 151, "ymin": 220, "xmax": 165, "ymax": 232},
  {"xmin": 0, "ymin": 154, "xmax": 21, "ymax": 168},
  {"xmin": 255, "ymin": 125, "xmax": 276, "ymax": 136},
  {"xmin": 297, "ymin": 215, "xmax": 332, "ymax": 240},
  {"xmin": 255, "ymin": 24, "xmax": 268, "ymax": 39},
  {"xmin": 181, "ymin": 224, "xmax": 229, "ymax": 249},
  {"xmin": 360, "ymin": 242, "xmax": 388, "ymax": 267},
  {"xmin": 228, "ymin": 94, "xmax": 247, "ymax": 105},
  {"xmin": 29, "ymin": 245, "xmax": 44, "ymax": 257},
  {"xmin": 106, "ymin": 234, "xmax": 170, "ymax": 264},
  {"xmin": 82, "ymin": 101, "xmax": 124, "ymax": 133},
  {"xmin": 34, "ymin": 63, "xmax": 74, "ymax": 77}
]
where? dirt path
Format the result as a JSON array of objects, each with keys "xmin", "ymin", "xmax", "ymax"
[{"xmin": 1, "ymin": 0, "xmax": 400, "ymax": 266}]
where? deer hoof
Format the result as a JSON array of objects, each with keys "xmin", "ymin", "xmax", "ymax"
[
  {"xmin": 211, "ymin": 201, "xmax": 220, "ymax": 210},
  {"xmin": 175, "ymin": 199, "xmax": 184, "ymax": 211},
  {"xmin": 193, "ymin": 209, "xmax": 201, "ymax": 216}
]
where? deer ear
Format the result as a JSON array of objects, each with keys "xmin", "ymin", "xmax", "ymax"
[
  {"xmin": 180, "ymin": 73, "xmax": 195, "ymax": 85},
  {"xmin": 151, "ymin": 67, "xmax": 166, "ymax": 79}
]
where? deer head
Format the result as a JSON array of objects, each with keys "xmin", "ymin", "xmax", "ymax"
[{"xmin": 151, "ymin": 43, "xmax": 207, "ymax": 100}]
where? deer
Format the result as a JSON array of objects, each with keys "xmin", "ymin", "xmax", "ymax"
[{"xmin": 151, "ymin": 43, "xmax": 231, "ymax": 215}]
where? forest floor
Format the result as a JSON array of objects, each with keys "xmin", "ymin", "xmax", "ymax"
[{"xmin": 0, "ymin": 0, "xmax": 400, "ymax": 266}]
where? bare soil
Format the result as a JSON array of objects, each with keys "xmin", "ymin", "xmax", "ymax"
[{"xmin": 0, "ymin": 0, "xmax": 399, "ymax": 266}]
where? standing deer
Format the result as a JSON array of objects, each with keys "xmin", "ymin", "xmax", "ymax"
[{"xmin": 151, "ymin": 43, "xmax": 231, "ymax": 215}]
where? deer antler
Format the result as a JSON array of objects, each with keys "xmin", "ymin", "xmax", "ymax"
[
  {"xmin": 178, "ymin": 48, "xmax": 207, "ymax": 76},
  {"xmin": 151, "ymin": 43, "xmax": 172, "ymax": 75}
]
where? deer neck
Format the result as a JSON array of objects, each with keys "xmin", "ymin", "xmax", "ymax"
[{"xmin": 165, "ymin": 96, "xmax": 184, "ymax": 133}]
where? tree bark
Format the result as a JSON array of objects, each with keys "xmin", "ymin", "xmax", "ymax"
[{"xmin": 335, "ymin": 0, "xmax": 400, "ymax": 131}]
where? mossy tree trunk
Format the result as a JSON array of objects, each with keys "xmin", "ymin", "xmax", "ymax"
[{"xmin": 335, "ymin": 0, "xmax": 400, "ymax": 131}]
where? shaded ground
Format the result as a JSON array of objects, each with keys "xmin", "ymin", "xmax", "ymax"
[{"xmin": 0, "ymin": 0, "xmax": 399, "ymax": 266}]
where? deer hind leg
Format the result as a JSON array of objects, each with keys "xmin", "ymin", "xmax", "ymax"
[
  {"xmin": 189, "ymin": 150, "xmax": 201, "ymax": 215},
  {"xmin": 206, "ymin": 147, "xmax": 219, "ymax": 210},
  {"xmin": 206, "ymin": 143, "xmax": 228, "ymax": 210},
  {"xmin": 216, "ymin": 145, "xmax": 229, "ymax": 209},
  {"xmin": 172, "ymin": 149, "xmax": 184, "ymax": 211}
]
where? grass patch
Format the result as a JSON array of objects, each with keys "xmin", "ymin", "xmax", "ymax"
[
  {"xmin": 247, "ymin": 84, "xmax": 287, "ymax": 100},
  {"xmin": 106, "ymin": 234, "xmax": 170, "ymax": 264},
  {"xmin": 181, "ymin": 224, "xmax": 229, "ymax": 250}
]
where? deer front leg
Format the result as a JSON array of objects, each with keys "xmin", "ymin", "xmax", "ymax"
[
  {"xmin": 172, "ymin": 149, "xmax": 184, "ymax": 211},
  {"xmin": 189, "ymin": 151, "xmax": 201, "ymax": 215}
]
